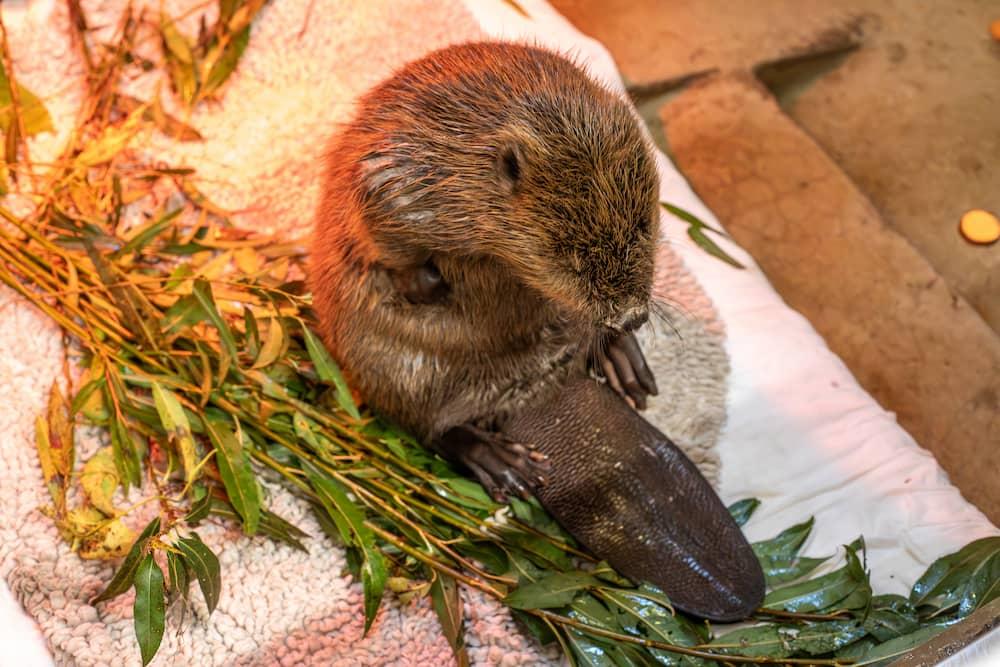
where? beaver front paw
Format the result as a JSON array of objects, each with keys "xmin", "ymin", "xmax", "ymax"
[
  {"xmin": 592, "ymin": 331, "xmax": 658, "ymax": 410},
  {"xmin": 436, "ymin": 424, "xmax": 549, "ymax": 503}
]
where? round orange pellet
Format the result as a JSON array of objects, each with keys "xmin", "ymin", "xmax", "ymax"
[
  {"xmin": 959, "ymin": 209, "xmax": 1000, "ymax": 245},
  {"xmin": 991, "ymin": 19, "xmax": 1000, "ymax": 41}
]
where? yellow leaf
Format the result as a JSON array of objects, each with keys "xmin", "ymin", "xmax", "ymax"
[
  {"xmin": 79, "ymin": 518, "xmax": 136, "ymax": 560},
  {"xmin": 62, "ymin": 506, "xmax": 106, "ymax": 539},
  {"xmin": 251, "ymin": 317, "xmax": 285, "ymax": 369},
  {"xmin": 47, "ymin": 384, "xmax": 74, "ymax": 477},
  {"xmin": 34, "ymin": 415, "xmax": 57, "ymax": 482},
  {"xmin": 194, "ymin": 250, "xmax": 233, "ymax": 281},
  {"xmin": 74, "ymin": 106, "xmax": 147, "ymax": 168},
  {"xmin": 81, "ymin": 448, "xmax": 120, "ymax": 515},
  {"xmin": 269, "ymin": 256, "xmax": 289, "ymax": 282},
  {"xmin": 233, "ymin": 246, "xmax": 262, "ymax": 275}
]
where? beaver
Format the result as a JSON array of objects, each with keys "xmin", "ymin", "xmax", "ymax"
[{"xmin": 310, "ymin": 42, "xmax": 660, "ymax": 500}]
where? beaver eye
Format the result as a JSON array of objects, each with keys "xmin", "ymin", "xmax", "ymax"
[{"xmin": 496, "ymin": 143, "xmax": 522, "ymax": 194}]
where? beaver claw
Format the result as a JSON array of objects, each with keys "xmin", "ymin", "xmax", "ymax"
[
  {"xmin": 436, "ymin": 424, "xmax": 550, "ymax": 502},
  {"xmin": 593, "ymin": 331, "xmax": 658, "ymax": 410}
]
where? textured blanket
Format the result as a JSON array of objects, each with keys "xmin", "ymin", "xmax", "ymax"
[{"xmin": 0, "ymin": 0, "xmax": 730, "ymax": 664}]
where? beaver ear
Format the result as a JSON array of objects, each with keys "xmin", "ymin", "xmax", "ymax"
[{"xmin": 495, "ymin": 142, "xmax": 523, "ymax": 194}]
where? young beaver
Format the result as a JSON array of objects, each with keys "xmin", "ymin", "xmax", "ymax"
[{"xmin": 310, "ymin": 42, "xmax": 660, "ymax": 500}]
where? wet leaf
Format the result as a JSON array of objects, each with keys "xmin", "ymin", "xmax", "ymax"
[
  {"xmin": 784, "ymin": 619, "xmax": 868, "ymax": 655},
  {"xmin": 151, "ymin": 382, "xmax": 198, "ymax": 480},
  {"xmin": 910, "ymin": 536, "xmax": 1000, "ymax": 618},
  {"xmin": 600, "ymin": 587, "xmax": 702, "ymax": 657},
  {"xmin": 504, "ymin": 572, "xmax": 598, "ymax": 610},
  {"xmin": 864, "ymin": 594, "xmax": 920, "ymax": 642},
  {"xmin": 709, "ymin": 625, "xmax": 791, "ymax": 658},
  {"xmin": 727, "ymin": 498, "xmax": 760, "ymax": 527},
  {"xmin": 80, "ymin": 447, "xmax": 120, "ymax": 515},
  {"xmin": 176, "ymin": 533, "xmax": 221, "ymax": 613},
  {"xmin": 203, "ymin": 412, "xmax": 261, "ymax": 533},
  {"xmin": 857, "ymin": 623, "xmax": 950, "ymax": 666},
  {"xmin": 301, "ymin": 325, "xmax": 359, "ymax": 419},
  {"xmin": 430, "ymin": 574, "xmax": 468, "ymax": 666},
  {"xmin": 133, "ymin": 554, "xmax": 166, "ymax": 666},
  {"xmin": 764, "ymin": 541, "xmax": 870, "ymax": 613},
  {"xmin": 752, "ymin": 517, "xmax": 829, "ymax": 585},
  {"xmin": 566, "ymin": 631, "xmax": 618, "ymax": 667},
  {"xmin": 93, "ymin": 517, "xmax": 161, "ymax": 603}
]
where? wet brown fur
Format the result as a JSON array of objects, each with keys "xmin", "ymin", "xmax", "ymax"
[{"xmin": 309, "ymin": 42, "xmax": 660, "ymax": 442}]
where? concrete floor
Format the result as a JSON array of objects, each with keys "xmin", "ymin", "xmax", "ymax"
[{"xmin": 550, "ymin": 0, "xmax": 1000, "ymax": 523}]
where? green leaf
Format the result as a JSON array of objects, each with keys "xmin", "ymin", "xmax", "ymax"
[
  {"xmin": 910, "ymin": 536, "xmax": 1000, "ymax": 618},
  {"xmin": 435, "ymin": 476, "xmax": 496, "ymax": 511},
  {"xmin": 93, "ymin": 517, "xmax": 161, "ymax": 603},
  {"xmin": 430, "ymin": 574, "xmax": 468, "ymax": 666},
  {"xmin": 752, "ymin": 517, "xmax": 829, "ymax": 585},
  {"xmin": 504, "ymin": 572, "xmax": 599, "ymax": 610},
  {"xmin": 203, "ymin": 412, "xmax": 261, "ymax": 534},
  {"xmin": 752, "ymin": 517, "xmax": 814, "ymax": 560},
  {"xmin": 306, "ymin": 468, "xmax": 386, "ymax": 632},
  {"xmin": 212, "ymin": 502, "xmax": 310, "ymax": 552},
  {"xmin": 133, "ymin": 554, "xmax": 166, "ymax": 666},
  {"xmin": 160, "ymin": 14, "xmax": 198, "ymax": 104},
  {"xmin": 661, "ymin": 201, "xmax": 745, "ymax": 269},
  {"xmin": 727, "ymin": 498, "xmax": 760, "ymax": 527},
  {"xmin": 566, "ymin": 631, "xmax": 618, "ymax": 667},
  {"xmin": 70, "ymin": 376, "xmax": 106, "ymax": 417},
  {"xmin": 0, "ymin": 60, "xmax": 54, "ymax": 136},
  {"xmin": 151, "ymin": 382, "xmax": 198, "ymax": 481},
  {"xmin": 764, "ymin": 540, "xmax": 870, "ymax": 613},
  {"xmin": 600, "ymin": 587, "xmax": 702, "ymax": 654},
  {"xmin": 167, "ymin": 550, "xmax": 190, "ymax": 600},
  {"xmin": 192, "ymin": 279, "xmax": 237, "ymax": 358},
  {"xmin": 763, "ymin": 555, "xmax": 830, "ymax": 586},
  {"xmin": 301, "ymin": 325, "xmax": 360, "ymax": 419},
  {"xmin": 200, "ymin": 26, "xmax": 251, "ymax": 100},
  {"xmin": 709, "ymin": 625, "xmax": 791, "ymax": 658},
  {"xmin": 161, "ymin": 294, "xmax": 206, "ymax": 335},
  {"xmin": 109, "ymin": 418, "xmax": 143, "ymax": 491},
  {"xmin": 184, "ymin": 486, "xmax": 212, "ymax": 524},
  {"xmin": 864, "ymin": 595, "xmax": 919, "ymax": 642},
  {"xmin": 784, "ymin": 620, "xmax": 868, "ymax": 655},
  {"xmin": 511, "ymin": 609, "xmax": 556, "ymax": 645},
  {"xmin": 857, "ymin": 623, "xmax": 950, "ymax": 666},
  {"xmin": 118, "ymin": 208, "xmax": 183, "ymax": 256},
  {"xmin": 176, "ymin": 533, "xmax": 221, "ymax": 614}
]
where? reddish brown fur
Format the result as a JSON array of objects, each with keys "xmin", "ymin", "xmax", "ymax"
[{"xmin": 309, "ymin": 42, "xmax": 659, "ymax": 442}]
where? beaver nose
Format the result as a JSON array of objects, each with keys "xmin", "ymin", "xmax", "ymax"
[
  {"xmin": 621, "ymin": 310, "xmax": 649, "ymax": 333},
  {"xmin": 606, "ymin": 308, "xmax": 648, "ymax": 333}
]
